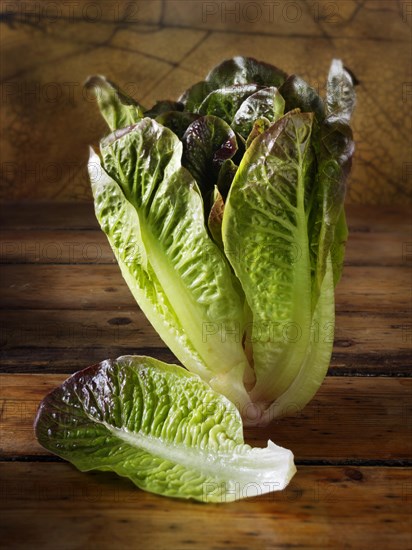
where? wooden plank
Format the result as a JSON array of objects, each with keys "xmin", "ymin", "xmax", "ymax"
[
  {"xmin": 1, "ymin": 264, "xmax": 410, "ymax": 313},
  {"xmin": 0, "ymin": 202, "xmax": 98, "ymax": 231},
  {"xmin": 1, "ymin": 375, "xmax": 410, "ymax": 460},
  {"xmin": 1, "ymin": 228, "xmax": 409, "ymax": 266},
  {"xmin": 1, "ymin": 309, "xmax": 409, "ymax": 355},
  {"xmin": 0, "ymin": 309, "xmax": 410, "ymax": 374},
  {"xmin": 0, "ymin": 463, "xmax": 410, "ymax": 549},
  {"xmin": 1, "ymin": 203, "xmax": 411, "ymax": 232},
  {"xmin": 0, "ymin": 230, "xmax": 113, "ymax": 264}
]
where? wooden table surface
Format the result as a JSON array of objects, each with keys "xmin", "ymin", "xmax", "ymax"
[{"xmin": 0, "ymin": 202, "xmax": 411, "ymax": 549}]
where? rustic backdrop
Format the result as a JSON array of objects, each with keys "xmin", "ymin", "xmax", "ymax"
[{"xmin": 1, "ymin": 0, "xmax": 411, "ymax": 204}]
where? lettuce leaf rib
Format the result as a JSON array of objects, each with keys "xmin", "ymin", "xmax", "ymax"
[
  {"xmin": 34, "ymin": 356, "xmax": 296, "ymax": 503},
  {"xmin": 222, "ymin": 111, "xmax": 315, "ymax": 405}
]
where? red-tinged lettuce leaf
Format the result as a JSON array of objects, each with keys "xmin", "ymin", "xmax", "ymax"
[
  {"xmin": 326, "ymin": 59, "xmax": 356, "ymax": 122},
  {"xmin": 181, "ymin": 115, "xmax": 238, "ymax": 200},
  {"xmin": 198, "ymin": 84, "xmax": 260, "ymax": 122},
  {"xmin": 178, "ymin": 81, "xmax": 214, "ymax": 113},
  {"xmin": 232, "ymin": 87, "xmax": 285, "ymax": 138},
  {"xmin": 155, "ymin": 111, "xmax": 200, "ymax": 139},
  {"xmin": 216, "ymin": 159, "xmax": 238, "ymax": 200},
  {"xmin": 179, "ymin": 57, "xmax": 287, "ymax": 115},
  {"xmin": 206, "ymin": 56, "xmax": 287, "ymax": 89},
  {"xmin": 310, "ymin": 119, "xmax": 354, "ymax": 293},
  {"xmin": 279, "ymin": 75, "xmax": 325, "ymax": 121},
  {"xmin": 145, "ymin": 100, "xmax": 183, "ymax": 118},
  {"xmin": 34, "ymin": 355, "xmax": 296, "ymax": 503},
  {"xmin": 310, "ymin": 60, "xmax": 356, "ymax": 295}
]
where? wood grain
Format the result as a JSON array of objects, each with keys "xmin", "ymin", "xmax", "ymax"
[
  {"xmin": 1, "ymin": 1, "xmax": 411, "ymax": 548},
  {"xmin": 0, "ymin": 227, "xmax": 409, "ymax": 266},
  {"xmin": 1, "ymin": 374, "xmax": 410, "ymax": 461},
  {"xmin": 1, "ymin": 263, "xmax": 409, "ymax": 313},
  {"xmin": 0, "ymin": 463, "xmax": 410, "ymax": 550},
  {"xmin": 1, "ymin": 203, "xmax": 411, "ymax": 232},
  {"xmin": 1, "ymin": 308, "xmax": 410, "ymax": 374},
  {"xmin": 1, "ymin": 203, "xmax": 411, "ymax": 376}
]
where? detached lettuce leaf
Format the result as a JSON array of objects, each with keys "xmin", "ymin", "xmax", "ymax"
[
  {"xmin": 91, "ymin": 118, "xmax": 253, "ymax": 408},
  {"xmin": 35, "ymin": 356, "xmax": 296, "ymax": 503}
]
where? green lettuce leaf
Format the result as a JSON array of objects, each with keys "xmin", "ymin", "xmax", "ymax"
[
  {"xmin": 91, "ymin": 117, "xmax": 253, "ymax": 408},
  {"xmin": 198, "ymin": 84, "xmax": 260, "ymax": 122},
  {"xmin": 85, "ymin": 75, "xmax": 144, "ymax": 131},
  {"xmin": 232, "ymin": 87, "xmax": 285, "ymax": 138},
  {"xmin": 260, "ymin": 259, "xmax": 335, "ymax": 421},
  {"xmin": 34, "ymin": 356, "xmax": 296, "ymax": 503},
  {"xmin": 222, "ymin": 111, "xmax": 315, "ymax": 404},
  {"xmin": 208, "ymin": 186, "xmax": 225, "ymax": 249},
  {"xmin": 154, "ymin": 111, "xmax": 200, "ymax": 139}
]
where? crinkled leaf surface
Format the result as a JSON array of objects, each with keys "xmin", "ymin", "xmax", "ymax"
[
  {"xmin": 181, "ymin": 115, "xmax": 238, "ymax": 199},
  {"xmin": 222, "ymin": 111, "xmax": 315, "ymax": 404},
  {"xmin": 232, "ymin": 87, "xmax": 285, "ymax": 138},
  {"xmin": 280, "ymin": 75, "xmax": 325, "ymax": 121},
  {"xmin": 198, "ymin": 84, "xmax": 260, "ymax": 123},
  {"xmin": 85, "ymin": 75, "xmax": 144, "ymax": 131},
  {"xmin": 178, "ymin": 80, "xmax": 214, "ymax": 113},
  {"xmin": 91, "ymin": 118, "xmax": 252, "ymax": 407},
  {"xmin": 326, "ymin": 59, "xmax": 356, "ymax": 122},
  {"xmin": 311, "ymin": 60, "xmax": 355, "ymax": 294},
  {"xmin": 206, "ymin": 56, "xmax": 287, "ymax": 89},
  {"xmin": 155, "ymin": 111, "xmax": 200, "ymax": 140},
  {"xmin": 35, "ymin": 356, "xmax": 296, "ymax": 503}
]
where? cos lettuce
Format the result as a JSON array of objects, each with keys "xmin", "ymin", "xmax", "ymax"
[{"xmin": 35, "ymin": 57, "xmax": 355, "ymax": 501}]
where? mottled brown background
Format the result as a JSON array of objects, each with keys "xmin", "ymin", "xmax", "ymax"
[{"xmin": 0, "ymin": 0, "xmax": 411, "ymax": 204}]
